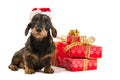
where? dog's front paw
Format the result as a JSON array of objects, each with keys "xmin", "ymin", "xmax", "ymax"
[
  {"xmin": 44, "ymin": 67, "xmax": 54, "ymax": 73},
  {"xmin": 8, "ymin": 64, "xmax": 18, "ymax": 71},
  {"xmin": 25, "ymin": 67, "xmax": 35, "ymax": 74}
]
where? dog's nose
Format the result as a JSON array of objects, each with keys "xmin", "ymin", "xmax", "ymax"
[{"xmin": 37, "ymin": 28, "xmax": 42, "ymax": 32}]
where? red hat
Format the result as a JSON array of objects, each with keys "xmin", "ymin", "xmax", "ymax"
[{"xmin": 30, "ymin": 8, "xmax": 51, "ymax": 19}]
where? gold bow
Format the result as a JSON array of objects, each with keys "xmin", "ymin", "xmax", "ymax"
[
  {"xmin": 80, "ymin": 36, "xmax": 95, "ymax": 45},
  {"xmin": 68, "ymin": 29, "xmax": 80, "ymax": 36},
  {"xmin": 81, "ymin": 36, "xmax": 95, "ymax": 58},
  {"xmin": 64, "ymin": 36, "xmax": 95, "ymax": 51},
  {"xmin": 56, "ymin": 29, "xmax": 80, "ymax": 42}
]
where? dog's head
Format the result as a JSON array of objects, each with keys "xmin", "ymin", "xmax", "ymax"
[{"xmin": 25, "ymin": 14, "xmax": 57, "ymax": 40}]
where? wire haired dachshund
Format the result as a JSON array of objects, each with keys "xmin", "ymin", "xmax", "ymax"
[{"xmin": 8, "ymin": 13, "xmax": 57, "ymax": 74}]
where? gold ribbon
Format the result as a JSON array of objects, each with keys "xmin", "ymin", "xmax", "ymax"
[
  {"xmin": 85, "ymin": 45, "xmax": 91, "ymax": 58},
  {"xmin": 64, "ymin": 36, "xmax": 95, "ymax": 58},
  {"xmin": 56, "ymin": 35, "xmax": 67, "ymax": 42},
  {"xmin": 82, "ymin": 36, "xmax": 95, "ymax": 58},
  {"xmin": 68, "ymin": 29, "xmax": 80, "ymax": 43},
  {"xmin": 83, "ymin": 59, "xmax": 88, "ymax": 70},
  {"xmin": 64, "ymin": 42, "xmax": 82, "ymax": 51}
]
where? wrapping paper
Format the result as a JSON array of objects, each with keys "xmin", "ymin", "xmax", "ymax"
[{"xmin": 64, "ymin": 58, "xmax": 97, "ymax": 71}]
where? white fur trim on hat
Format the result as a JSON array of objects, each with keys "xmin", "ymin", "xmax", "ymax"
[{"xmin": 30, "ymin": 8, "xmax": 52, "ymax": 20}]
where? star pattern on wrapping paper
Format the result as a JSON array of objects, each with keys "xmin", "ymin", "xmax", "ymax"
[
  {"xmin": 88, "ymin": 60, "xmax": 97, "ymax": 67},
  {"xmin": 71, "ymin": 46, "xmax": 86, "ymax": 54},
  {"xmin": 96, "ymin": 51, "xmax": 100, "ymax": 55},
  {"xmin": 88, "ymin": 62, "xmax": 93, "ymax": 67},
  {"xmin": 91, "ymin": 47, "xmax": 97, "ymax": 51},
  {"xmin": 77, "ymin": 50, "xmax": 82, "ymax": 54},
  {"xmin": 71, "ymin": 49, "xmax": 76, "ymax": 54},
  {"xmin": 79, "ymin": 63, "xmax": 83, "ymax": 68},
  {"xmin": 94, "ymin": 62, "xmax": 97, "ymax": 66},
  {"xmin": 73, "ymin": 63, "xmax": 78, "ymax": 68},
  {"xmin": 90, "ymin": 51, "xmax": 94, "ymax": 54},
  {"xmin": 71, "ymin": 59, "xmax": 84, "ymax": 68}
]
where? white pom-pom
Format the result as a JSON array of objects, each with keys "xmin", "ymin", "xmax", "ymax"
[{"xmin": 30, "ymin": 9, "xmax": 41, "ymax": 20}]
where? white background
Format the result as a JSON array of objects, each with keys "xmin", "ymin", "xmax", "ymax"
[{"xmin": 0, "ymin": 0, "xmax": 120, "ymax": 80}]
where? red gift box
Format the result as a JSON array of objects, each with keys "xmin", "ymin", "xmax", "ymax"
[
  {"xmin": 51, "ymin": 42, "xmax": 67, "ymax": 67},
  {"xmin": 65, "ymin": 45, "xmax": 102, "ymax": 58},
  {"xmin": 67, "ymin": 29, "xmax": 80, "ymax": 44},
  {"xmin": 51, "ymin": 42, "xmax": 102, "ymax": 67},
  {"xmin": 64, "ymin": 58, "xmax": 97, "ymax": 71},
  {"xmin": 67, "ymin": 35, "xmax": 80, "ymax": 44},
  {"xmin": 51, "ymin": 41, "xmax": 102, "ymax": 68}
]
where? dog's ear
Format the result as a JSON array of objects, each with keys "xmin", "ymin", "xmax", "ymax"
[
  {"xmin": 51, "ymin": 25, "xmax": 57, "ymax": 38},
  {"xmin": 25, "ymin": 23, "xmax": 31, "ymax": 36}
]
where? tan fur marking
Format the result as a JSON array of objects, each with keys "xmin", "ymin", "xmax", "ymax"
[
  {"xmin": 44, "ymin": 67, "xmax": 54, "ymax": 73},
  {"xmin": 9, "ymin": 64, "xmax": 18, "ymax": 71},
  {"xmin": 31, "ymin": 54, "xmax": 39, "ymax": 60},
  {"xmin": 32, "ymin": 27, "xmax": 47, "ymax": 40},
  {"xmin": 24, "ymin": 65, "xmax": 35, "ymax": 74},
  {"xmin": 41, "ymin": 53, "xmax": 53, "ymax": 61}
]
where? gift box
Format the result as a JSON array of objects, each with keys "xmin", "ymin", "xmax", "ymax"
[
  {"xmin": 51, "ymin": 29, "xmax": 102, "ymax": 72},
  {"xmin": 67, "ymin": 35, "xmax": 80, "ymax": 44},
  {"xmin": 64, "ymin": 35, "xmax": 102, "ymax": 58},
  {"xmin": 64, "ymin": 58, "xmax": 97, "ymax": 71},
  {"xmin": 51, "ymin": 42, "xmax": 68, "ymax": 67},
  {"xmin": 65, "ymin": 45, "xmax": 102, "ymax": 58},
  {"xmin": 67, "ymin": 29, "xmax": 80, "ymax": 44},
  {"xmin": 51, "ymin": 41, "xmax": 102, "ymax": 67}
]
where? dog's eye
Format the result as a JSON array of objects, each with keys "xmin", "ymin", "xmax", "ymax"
[
  {"xmin": 32, "ymin": 17, "xmax": 39, "ymax": 22},
  {"xmin": 33, "ymin": 19, "xmax": 38, "ymax": 22},
  {"xmin": 31, "ymin": 21, "xmax": 36, "ymax": 28},
  {"xmin": 43, "ymin": 17, "xmax": 49, "ymax": 22},
  {"xmin": 44, "ymin": 19, "xmax": 48, "ymax": 23}
]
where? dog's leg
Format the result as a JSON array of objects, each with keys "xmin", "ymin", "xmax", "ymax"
[
  {"xmin": 9, "ymin": 54, "xmax": 23, "ymax": 71},
  {"xmin": 9, "ymin": 58, "xmax": 24, "ymax": 71},
  {"xmin": 9, "ymin": 58, "xmax": 24, "ymax": 70},
  {"xmin": 9, "ymin": 58, "xmax": 19, "ymax": 71},
  {"xmin": 9, "ymin": 64, "xmax": 18, "ymax": 71},
  {"xmin": 24, "ymin": 54, "xmax": 39, "ymax": 74},
  {"xmin": 42, "ymin": 56, "xmax": 54, "ymax": 73}
]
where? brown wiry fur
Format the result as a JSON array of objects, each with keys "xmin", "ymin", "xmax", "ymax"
[{"xmin": 8, "ymin": 14, "xmax": 57, "ymax": 74}]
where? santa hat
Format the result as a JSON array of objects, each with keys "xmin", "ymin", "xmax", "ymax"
[{"xmin": 30, "ymin": 8, "xmax": 51, "ymax": 20}]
